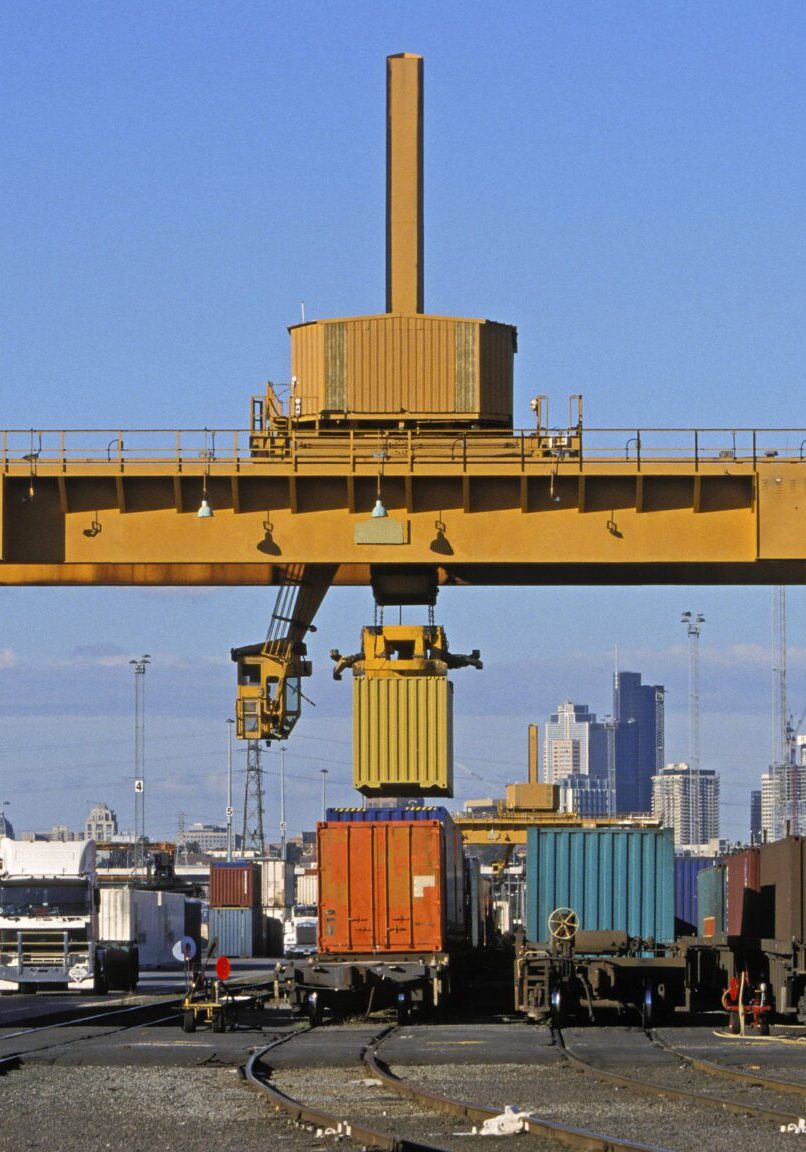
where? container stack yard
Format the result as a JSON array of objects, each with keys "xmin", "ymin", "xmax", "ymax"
[{"xmin": 208, "ymin": 861, "xmax": 264, "ymax": 959}]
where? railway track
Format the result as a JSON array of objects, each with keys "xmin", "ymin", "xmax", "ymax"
[
  {"xmin": 550, "ymin": 1024, "xmax": 805, "ymax": 1147},
  {"xmin": 246, "ymin": 1023, "xmax": 670, "ymax": 1152},
  {"xmin": 0, "ymin": 995, "xmax": 184, "ymax": 1072}
]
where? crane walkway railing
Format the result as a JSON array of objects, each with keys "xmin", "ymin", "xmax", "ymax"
[{"xmin": 2, "ymin": 427, "xmax": 806, "ymax": 472}]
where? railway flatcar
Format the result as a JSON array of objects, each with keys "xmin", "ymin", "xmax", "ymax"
[
  {"xmin": 682, "ymin": 838, "xmax": 806, "ymax": 1022},
  {"xmin": 514, "ymin": 826, "xmax": 688, "ymax": 1024},
  {"xmin": 280, "ymin": 807, "xmax": 488, "ymax": 1023}
]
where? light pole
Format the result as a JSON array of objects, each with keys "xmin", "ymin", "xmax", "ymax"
[
  {"xmin": 320, "ymin": 768, "xmax": 329, "ymax": 822},
  {"xmin": 681, "ymin": 613, "xmax": 704, "ymax": 846},
  {"xmin": 279, "ymin": 745, "xmax": 287, "ymax": 862},
  {"xmin": 130, "ymin": 654, "xmax": 150, "ymax": 873},
  {"xmin": 226, "ymin": 719, "xmax": 235, "ymax": 861}
]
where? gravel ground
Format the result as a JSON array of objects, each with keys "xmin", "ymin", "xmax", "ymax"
[
  {"xmin": 393, "ymin": 1061, "xmax": 804, "ymax": 1152},
  {"xmin": 4, "ymin": 1048, "xmax": 806, "ymax": 1152},
  {"xmin": 0, "ymin": 1065, "xmax": 327, "ymax": 1152}
]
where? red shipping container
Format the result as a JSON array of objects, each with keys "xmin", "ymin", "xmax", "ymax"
[
  {"xmin": 724, "ymin": 848, "xmax": 761, "ymax": 937},
  {"xmin": 209, "ymin": 862, "xmax": 259, "ymax": 908},
  {"xmin": 317, "ymin": 819, "xmax": 465, "ymax": 955}
]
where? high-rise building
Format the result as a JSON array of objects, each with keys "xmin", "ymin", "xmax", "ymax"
[
  {"xmin": 85, "ymin": 802, "xmax": 118, "ymax": 841},
  {"xmin": 613, "ymin": 671, "xmax": 665, "ymax": 814},
  {"xmin": 651, "ymin": 762, "xmax": 719, "ymax": 847},
  {"xmin": 750, "ymin": 789, "xmax": 762, "ymax": 846},
  {"xmin": 762, "ymin": 737, "xmax": 806, "ymax": 842},
  {"xmin": 543, "ymin": 700, "xmax": 611, "ymax": 816}
]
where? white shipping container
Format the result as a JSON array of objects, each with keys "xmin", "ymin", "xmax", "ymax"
[
  {"xmin": 295, "ymin": 872, "xmax": 318, "ymax": 907},
  {"xmin": 98, "ymin": 888, "xmax": 187, "ymax": 968},
  {"xmin": 260, "ymin": 859, "xmax": 295, "ymax": 910}
]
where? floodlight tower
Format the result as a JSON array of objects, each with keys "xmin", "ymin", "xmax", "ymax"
[
  {"xmin": 681, "ymin": 613, "xmax": 705, "ymax": 845},
  {"xmin": 130, "ymin": 654, "xmax": 150, "ymax": 872}
]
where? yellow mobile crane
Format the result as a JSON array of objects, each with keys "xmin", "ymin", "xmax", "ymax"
[{"xmin": 231, "ymin": 564, "xmax": 336, "ymax": 743}]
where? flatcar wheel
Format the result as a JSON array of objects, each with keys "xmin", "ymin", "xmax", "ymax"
[
  {"xmin": 306, "ymin": 992, "xmax": 323, "ymax": 1027},
  {"xmin": 757, "ymin": 1020, "xmax": 770, "ymax": 1036},
  {"xmin": 549, "ymin": 986, "xmax": 564, "ymax": 1028},
  {"xmin": 182, "ymin": 1010, "xmax": 196, "ymax": 1033},
  {"xmin": 642, "ymin": 985, "xmax": 654, "ymax": 1030},
  {"xmin": 396, "ymin": 992, "xmax": 410, "ymax": 1025}
]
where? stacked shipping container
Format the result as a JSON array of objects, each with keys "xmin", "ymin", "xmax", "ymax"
[{"xmin": 208, "ymin": 861, "xmax": 263, "ymax": 958}]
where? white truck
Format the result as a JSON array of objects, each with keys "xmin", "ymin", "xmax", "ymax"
[
  {"xmin": 0, "ymin": 837, "xmax": 137, "ymax": 994},
  {"xmin": 283, "ymin": 905, "xmax": 318, "ymax": 958}
]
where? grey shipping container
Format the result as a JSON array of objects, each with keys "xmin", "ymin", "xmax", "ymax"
[
  {"xmin": 208, "ymin": 906, "xmax": 263, "ymax": 959},
  {"xmin": 525, "ymin": 827, "xmax": 675, "ymax": 945},
  {"xmin": 696, "ymin": 864, "xmax": 725, "ymax": 935}
]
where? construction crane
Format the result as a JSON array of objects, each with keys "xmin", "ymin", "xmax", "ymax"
[{"xmin": 231, "ymin": 564, "xmax": 335, "ymax": 743}]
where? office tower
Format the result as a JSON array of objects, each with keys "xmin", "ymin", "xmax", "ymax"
[
  {"xmin": 651, "ymin": 762, "xmax": 720, "ymax": 847},
  {"xmin": 544, "ymin": 700, "xmax": 610, "ymax": 815},
  {"xmin": 613, "ymin": 671, "xmax": 665, "ymax": 814},
  {"xmin": 750, "ymin": 789, "xmax": 762, "ymax": 846}
]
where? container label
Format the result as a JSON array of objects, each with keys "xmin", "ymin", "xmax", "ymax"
[{"xmin": 413, "ymin": 874, "xmax": 435, "ymax": 899}]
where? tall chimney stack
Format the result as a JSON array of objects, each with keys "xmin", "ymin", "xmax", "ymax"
[{"xmin": 386, "ymin": 53, "xmax": 423, "ymax": 314}]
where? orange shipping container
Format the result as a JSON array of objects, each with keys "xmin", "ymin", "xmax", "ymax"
[{"xmin": 317, "ymin": 819, "xmax": 465, "ymax": 955}]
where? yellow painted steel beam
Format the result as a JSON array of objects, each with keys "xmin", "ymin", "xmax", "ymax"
[{"xmin": 3, "ymin": 442, "xmax": 806, "ymax": 584}]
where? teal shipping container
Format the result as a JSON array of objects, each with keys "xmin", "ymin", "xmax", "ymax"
[
  {"xmin": 525, "ymin": 827, "xmax": 675, "ymax": 945},
  {"xmin": 696, "ymin": 863, "xmax": 726, "ymax": 935}
]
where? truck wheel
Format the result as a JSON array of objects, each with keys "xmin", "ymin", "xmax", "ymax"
[
  {"xmin": 128, "ymin": 949, "xmax": 139, "ymax": 993},
  {"xmin": 182, "ymin": 1011, "xmax": 196, "ymax": 1033},
  {"xmin": 93, "ymin": 954, "xmax": 108, "ymax": 995},
  {"xmin": 728, "ymin": 1010, "xmax": 740, "ymax": 1034},
  {"xmin": 212, "ymin": 1010, "xmax": 226, "ymax": 1033}
]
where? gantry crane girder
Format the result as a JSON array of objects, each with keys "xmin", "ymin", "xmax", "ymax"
[{"xmin": 2, "ymin": 442, "xmax": 806, "ymax": 585}]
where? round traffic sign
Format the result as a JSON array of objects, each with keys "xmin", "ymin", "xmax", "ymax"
[{"xmin": 216, "ymin": 956, "xmax": 231, "ymax": 981}]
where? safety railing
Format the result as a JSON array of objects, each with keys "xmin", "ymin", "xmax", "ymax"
[{"xmin": 2, "ymin": 426, "xmax": 806, "ymax": 471}]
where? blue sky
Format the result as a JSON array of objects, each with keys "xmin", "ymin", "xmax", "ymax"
[{"xmin": 2, "ymin": 2, "xmax": 806, "ymax": 842}]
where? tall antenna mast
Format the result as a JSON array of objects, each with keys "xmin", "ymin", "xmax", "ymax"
[{"xmin": 681, "ymin": 613, "xmax": 704, "ymax": 845}]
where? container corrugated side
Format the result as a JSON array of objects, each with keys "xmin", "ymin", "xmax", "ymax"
[
  {"xmin": 696, "ymin": 864, "xmax": 725, "ymax": 935},
  {"xmin": 208, "ymin": 906, "xmax": 263, "ymax": 958},
  {"xmin": 759, "ymin": 836, "xmax": 806, "ymax": 941},
  {"xmin": 325, "ymin": 806, "xmax": 453, "ymax": 824},
  {"xmin": 259, "ymin": 859, "xmax": 294, "ymax": 909},
  {"xmin": 98, "ymin": 889, "xmax": 186, "ymax": 967},
  {"xmin": 525, "ymin": 827, "xmax": 675, "ymax": 945},
  {"xmin": 353, "ymin": 676, "xmax": 453, "ymax": 796},
  {"xmin": 295, "ymin": 873, "xmax": 318, "ymax": 907},
  {"xmin": 674, "ymin": 856, "xmax": 715, "ymax": 935},
  {"xmin": 209, "ymin": 862, "xmax": 258, "ymax": 908},
  {"xmin": 317, "ymin": 819, "xmax": 464, "ymax": 955},
  {"xmin": 724, "ymin": 847, "xmax": 762, "ymax": 936}
]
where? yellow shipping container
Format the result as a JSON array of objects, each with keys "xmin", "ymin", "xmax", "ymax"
[{"xmin": 353, "ymin": 676, "xmax": 453, "ymax": 796}]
